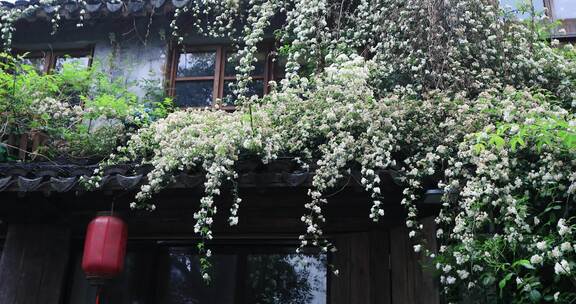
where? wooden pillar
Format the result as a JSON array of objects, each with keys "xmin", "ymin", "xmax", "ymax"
[
  {"xmin": 0, "ymin": 225, "xmax": 71, "ymax": 304},
  {"xmin": 390, "ymin": 216, "xmax": 439, "ymax": 304}
]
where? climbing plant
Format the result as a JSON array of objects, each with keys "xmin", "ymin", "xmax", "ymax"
[
  {"xmin": 0, "ymin": 53, "xmax": 172, "ymax": 160},
  {"xmin": 2, "ymin": 0, "xmax": 576, "ymax": 302}
]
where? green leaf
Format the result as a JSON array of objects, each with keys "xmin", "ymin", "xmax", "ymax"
[
  {"xmin": 499, "ymin": 273, "xmax": 513, "ymax": 290},
  {"xmin": 496, "ymin": 124, "xmax": 510, "ymax": 136},
  {"xmin": 513, "ymin": 259, "xmax": 535, "ymax": 270},
  {"xmin": 474, "ymin": 143, "xmax": 486, "ymax": 153},
  {"xmin": 543, "ymin": 203, "xmax": 562, "ymax": 213},
  {"xmin": 489, "ymin": 135, "xmax": 505, "ymax": 148},
  {"xmin": 482, "ymin": 274, "xmax": 496, "ymax": 286},
  {"xmin": 529, "ymin": 290, "xmax": 541, "ymax": 302},
  {"xmin": 564, "ymin": 133, "xmax": 576, "ymax": 150}
]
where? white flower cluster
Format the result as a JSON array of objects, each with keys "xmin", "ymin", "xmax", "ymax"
[
  {"xmin": 85, "ymin": 48, "xmax": 574, "ymax": 296},
  {"xmin": 230, "ymin": 0, "xmax": 281, "ymax": 105},
  {"xmin": 30, "ymin": 97, "xmax": 83, "ymax": 124},
  {"xmin": 433, "ymin": 89, "xmax": 576, "ymax": 299},
  {"xmin": 113, "ymin": 108, "xmax": 254, "ymax": 278},
  {"xmin": 169, "ymin": 0, "xmax": 239, "ymax": 44}
]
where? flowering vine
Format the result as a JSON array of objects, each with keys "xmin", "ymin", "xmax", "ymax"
[{"xmin": 4, "ymin": 0, "xmax": 576, "ymax": 300}]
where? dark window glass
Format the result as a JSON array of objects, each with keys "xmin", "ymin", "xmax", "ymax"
[
  {"xmin": 156, "ymin": 248, "xmax": 237, "ymax": 304},
  {"xmin": 222, "ymin": 79, "xmax": 264, "ymax": 105},
  {"xmin": 273, "ymin": 56, "xmax": 287, "ymax": 80},
  {"xmin": 21, "ymin": 57, "xmax": 45, "ymax": 74},
  {"xmin": 175, "ymin": 81, "xmax": 214, "ymax": 107},
  {"xmin": 246, "ymin": 254, "xmax": 327, "ymax": 304},
  {"xmin": 224, "ymin": 52, "xmax": 266, "ymax": 76},
  {"xmin": 55, "ymin": 56, "xmax": 91, "ymax": 72},
  {"xmin": 177, "ymin": 52, "xmax": 217, "ymax": 77},
  {"xmin": 66, "ymin": 244, "xmax": 327, "ymax": 304},
  {"xmin": 223, "ymin": 79, "xmax": 264, "ymax": 97}
]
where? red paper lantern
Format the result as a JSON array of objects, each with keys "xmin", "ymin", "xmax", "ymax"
[{"xmin": 82, "ymin": 213, "xmax": 128, "ymax": 284}]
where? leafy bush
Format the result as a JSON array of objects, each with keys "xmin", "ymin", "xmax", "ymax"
[{"xmin": 0, "ymin": 53, "xmax": 173, "ymax": 161}]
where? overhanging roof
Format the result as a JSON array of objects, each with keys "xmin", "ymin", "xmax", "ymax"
[
  {"xmin": 0, "ymin": 160, "xmax": 404, "ymax": 194},
  {"xmin": 1, "ymin": 0, "xmax": 194, "ymax": 21}
]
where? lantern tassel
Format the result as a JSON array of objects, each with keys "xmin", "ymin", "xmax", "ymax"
[{"xmin": 96, "ymin": 287, "xmax": 101, "ymax": 304}]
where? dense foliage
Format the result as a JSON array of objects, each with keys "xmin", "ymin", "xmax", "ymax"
[
  {"xmin": 2, "ymin": 0, "xmax": 576, "ymax": 302},
  {"xmin": 0, "ymin": 54, "xmax": 172, "ymax": 161}
]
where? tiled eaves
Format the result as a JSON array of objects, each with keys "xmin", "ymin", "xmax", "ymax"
[
  {"xmin": 0, "ymin": 160, "xmax": 405, "ymax": 194},
  {"xmin": 1, "ymin": 0, "xmax": 191, "ymax": 21}
]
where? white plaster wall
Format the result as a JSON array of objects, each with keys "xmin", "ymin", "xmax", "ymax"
[
  {"xmin": 12, "ymin": 17, "xmax": 171, "ymax": 98},
  {"xmin": 93, "ymin": 35, "xmax": 168, "ymax": 98}
]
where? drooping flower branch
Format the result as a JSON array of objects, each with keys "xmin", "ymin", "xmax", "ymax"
[{"xmin": 84, "ymin": 54, "xmax": 575, "ymax": 300}]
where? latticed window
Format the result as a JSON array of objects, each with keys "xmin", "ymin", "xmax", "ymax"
[
  {"xmin": 167, "ymin": 45, "xmax": 283, "ymax": 108},
  {"xmin": 15, "ymin": 48, "xmax": 93, "ymax": 74},
  {"xmin": 66, "ymin": 242, "xmax": 328, "ymax": 304}
]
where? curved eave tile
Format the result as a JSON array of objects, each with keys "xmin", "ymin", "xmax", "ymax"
[
  {"xmin": 17, "ymin": 176, "xmax": 44, "ymax": 192},
  {"xmin": 116, "ymin": 174, "xmax": 143, "ymax": 190},
  {"xmin": 1, "ymin": 1, "xmax": 15, "ymax": 9},
  {"xmin": 0, "ymin": 161, "xmax": 403, "ymax": 193},
  {"xmin": 0, "ymin": 176, "xmax": 14, "ymax": 191},
  {"xmin": 171, "ymin": 0, "xmax": 188, "ymax": 8},
  {"xmin": 50, "ymin": 176, "xmax": 78, "ymax": 193},
  {"xmin": 85, "ymin": 2, "xmax": 102, "ymax": 12},
  {"xmin": 43, "ymin": 5, "xmax": 59, "ymax": 14},
  {"xmin": 127, "ymin": 1, "xmax": 144, "ymax": 13},
  {"xmin": 8, "ymin": 0, "xmax": 174, "ymax": 22},
  {"xmin": 151, "ymin": 0, "xmax": 165, "ymax": 8},
  {"xmin": 63, "ymin": 1, "xmax": 80, "ymax": 13},
  {"xmin": 105, "ymin": 1, "xmax": 124, "ymax": 12}
]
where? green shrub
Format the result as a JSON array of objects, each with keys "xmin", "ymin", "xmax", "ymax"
[{"xmin": 0, "ymin": 52, "xmax": 173, "ymax": 161}]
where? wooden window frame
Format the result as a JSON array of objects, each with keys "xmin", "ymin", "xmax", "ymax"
[
  {"xmin": 13, "ymin": 50, "xmax": 50, "ymax": 74},
  {"xmin": 13, "ymin": 47, "xmax": 94, "ymax": 74},
  {"xmin": 168, "ymin": 45, "xmax": 223, "ymax": 108},
  {"xmin": 49, "ymin": 48, "xmax": 95, "ymax": 72},
  {"xmin": 168, "ymin": 44, "xmax": 277, "ymax": 109}
]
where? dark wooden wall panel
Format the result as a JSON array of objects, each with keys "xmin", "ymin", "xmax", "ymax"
[
  {"xmin": 370, "ymin": 230, "xmax": 391, "ymax": 304},
  {"xmin": 418, "ymin": 217, "xmax": 440, "ymax": 304},
  {"xmin": 390, "ymin": 224, "xmax": 415, "ymax": 304},
  {"xmin": 390, "ymin": 216, "xmax": 439, "ymax": 304},
  {"xmin": 330, "ymin": 234, "xmax": 353, "ymax": 303},
  {"xmin": 349, "ymin": 233, "xmax": 370, "ymax": 304},
  {"xmin": 330, "ymin": 230, "xmax": 391, "ymax": 304},
  {"xmin": 0, "ymin": 225, "xmax": 70, "ymax": 304}
]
